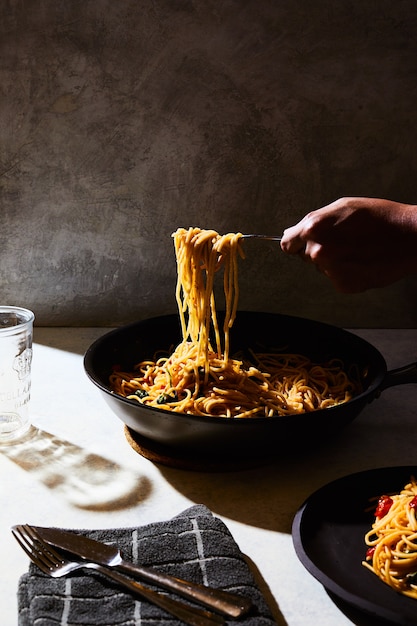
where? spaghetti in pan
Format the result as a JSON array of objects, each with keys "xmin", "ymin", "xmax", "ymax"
[{"xmin": 109, "ymin": 227, "xmax": 360, "ymax": 418}]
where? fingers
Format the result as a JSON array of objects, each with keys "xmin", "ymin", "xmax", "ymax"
[
  {"xmin": 280, "ymin": 209, "xmax": 325, "ymax": 256},
  {"xmin": 281, "ymin": 224, "xmax": 323, "ymax": 267},
  {"xmin": 280, "ymin": 224, "xmax": 305, "ymax": 255}
]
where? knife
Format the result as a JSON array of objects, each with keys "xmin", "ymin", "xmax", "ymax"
[{"xmin": 33, "ymin": 526, "xmax": 253, "ymax": 619}]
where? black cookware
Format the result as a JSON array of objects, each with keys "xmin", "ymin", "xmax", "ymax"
[{"xmin": 84, "ymin": 312, "xmax": 417, "ymax": 459}]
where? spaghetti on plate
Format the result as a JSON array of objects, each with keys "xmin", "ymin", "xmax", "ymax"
[{"xmin": 364, "ymin": 477, "xmax": 417, "ymax": 599}]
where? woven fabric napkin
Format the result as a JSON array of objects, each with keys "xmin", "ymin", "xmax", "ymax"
[{"xmin": 17, "ymin": 504, "xmax": 277, "ymax": 625}]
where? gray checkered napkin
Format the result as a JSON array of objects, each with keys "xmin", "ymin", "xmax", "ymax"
[{"xmin": 17, "ymin": 504, "xmax": 277, "ymax": 625}]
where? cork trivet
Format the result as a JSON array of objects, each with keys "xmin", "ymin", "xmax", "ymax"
[{"xmin": 124, "ymin": 426, "xmax": 267, "ymax": 472}]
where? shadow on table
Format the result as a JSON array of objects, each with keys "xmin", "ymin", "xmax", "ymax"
[
  {"xmin": 1, "ymin": 425, "xmax": 151, "ymax": 511},
  {"xmin": 244, "ymin": 554, "xmax": 288, "ymax": 626},
  {"xmin": 149, "ymin": 427, "xmax": 350, "ymax": 534},
  {"xmin": 150, "ymin": 397, "xmax": 417, "ymax": 534}
]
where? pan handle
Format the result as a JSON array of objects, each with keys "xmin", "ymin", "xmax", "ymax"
[{"xmin": 379, "ymin": 362, "xmax": 417, "ymax": 393}]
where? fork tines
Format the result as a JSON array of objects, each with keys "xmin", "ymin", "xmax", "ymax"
[{"xmin": 11, "ymin": 524, "xmax": 65, "ymax": 573}]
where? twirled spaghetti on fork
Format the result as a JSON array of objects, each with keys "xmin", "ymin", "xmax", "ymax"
[{"xmin": 110, "ymin": 228, "xmax": 359, "ymax": 418}]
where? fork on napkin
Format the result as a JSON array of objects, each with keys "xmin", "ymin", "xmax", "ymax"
[{"xmin": 17, "ymin": 504, "xmax": 277, "ymax": 625}]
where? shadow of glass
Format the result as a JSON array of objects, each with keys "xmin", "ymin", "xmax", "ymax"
[{"xmin": 1, "ymin": 426, "xmax": 152, "ymax": 511}]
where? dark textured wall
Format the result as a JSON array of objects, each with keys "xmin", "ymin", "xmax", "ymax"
[{"xmin": 1, "ymin": 1, "xmax": 417, "ymax": 327}]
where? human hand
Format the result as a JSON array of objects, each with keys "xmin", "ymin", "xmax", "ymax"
[{"xmin": 280, "ymin": 197, "xmax": 417, "ymax": 293}]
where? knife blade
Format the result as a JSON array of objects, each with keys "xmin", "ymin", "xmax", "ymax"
[{"xmin": 33, "ymin": 526, "xmax": 252, "ymax": 619}]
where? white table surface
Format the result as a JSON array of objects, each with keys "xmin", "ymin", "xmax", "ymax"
[{"xmin": 1, "ymin": 326, "xmax": 417, "ymax": 626}]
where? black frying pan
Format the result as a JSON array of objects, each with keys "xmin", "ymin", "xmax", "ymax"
[{"xmin": 84, "ymin": 312, "xmax": 417, "ymax": 458}]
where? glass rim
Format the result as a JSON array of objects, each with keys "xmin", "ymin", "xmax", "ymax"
[{"xmin": 0, "ymin": 306, "xmax": 35, "ymax": 334}]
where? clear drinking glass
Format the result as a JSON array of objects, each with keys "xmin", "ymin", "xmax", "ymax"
[{"xmin": 0, "ymin": 306, "xmax": 34, "ymax": 443}]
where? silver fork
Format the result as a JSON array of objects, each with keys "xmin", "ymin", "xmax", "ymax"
[
  {"xmin": 12, "ymin": 524, "xmax": 224, "ymax": 626},
  {"xmin": 240, "ymin": 234, "xmax": 282, "ymax": 242}
]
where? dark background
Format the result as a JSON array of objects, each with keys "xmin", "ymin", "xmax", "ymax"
[{"xmin": 2, "ymin": 0, "xmax": 417, "ymax": 327}]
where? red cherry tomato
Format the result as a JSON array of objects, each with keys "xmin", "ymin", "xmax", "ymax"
[
  {"xmin": 375, "ymin": 495, "xmax": 393, "ymax": 518},
  {"xmin": 366, "ymin": 546, "xmax": 376, "ymax": 560}
]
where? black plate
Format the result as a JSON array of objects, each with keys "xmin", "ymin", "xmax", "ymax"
[{"xmin": 292, "ymin": 466, "xmax": 417, "ymax": 626}]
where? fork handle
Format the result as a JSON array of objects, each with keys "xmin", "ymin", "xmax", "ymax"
[
  {"xmin": 241, "ymin": 234, "xmax": 282, "ymax": 242},
  {"xmin": 88, "ymin": 563, "xmax": 224, "ymax": 626},
  {"xmin": 117, "ymin": 558, "xmax": 252, "ymax": 618}
]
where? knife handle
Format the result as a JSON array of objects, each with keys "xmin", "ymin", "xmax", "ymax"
[
  {"xmin": 117, "ymin": 559, "xmax": 253, "ymax": 618},
  {"xmin": 90, "ymin": 563, "xmax": 224, "ymax": 626}
]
